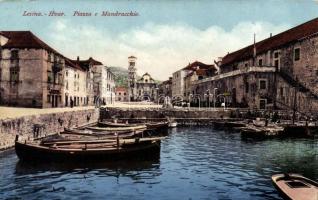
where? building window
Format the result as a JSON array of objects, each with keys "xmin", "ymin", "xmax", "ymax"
[
  {"xmin": 0, "ymin": 68, "xmax": 2, "ymax": 81},
  {"xmin": 119, "ymin": 92, "xmax": 121, "ymax": 95},
  {"xmin": 258, "ymin": 59, "xmax": 263, "ymax": 66},
  {"xmin": 47, "ymin": 95, "xmax": 51, "ymax": 103},
  {"xmin": 280, "ymin": 87, "xmax": 284, "ymax": 96},
  {"xmin": 10, "ymin": 68, "xmax": 19, "ymax": 82},
  {"xmin": 47, "ymin": 71, "xmax": 53, "ymax": 83},
  {"xmin": 273, "ymin": 51, "xmax": 280, "ymax": 69},
  {"xmin": 259, "ymin": 79, "xmax": 267, "ymax": 90},
  {"xmin": 124, "ymin": 92, "xmax": 126, "ymax": 96},
  {"xmin": 245, "ymin": 81, "xmax": 249, "ymax": 93},
  {"xmin": 245, "ymin": 62, "xmax": 249, "ymax": 67},
  {"xmin": 66, "ymin": 81, "xmax": 69, "ymax": 90},
  {"xmin": 11, "ymin": 50, "xmax": 19, "ymax": 60},
  {"xmin": 259, "ymin": 99, "xmax": 266, "ymax": 109},
  {"xmin": 294, "ymin": 48, "xmax": 300, "ymax": 61},
  {"xmin": 66, "ymin": 70, "xmax": 68, "ymax": 77}
]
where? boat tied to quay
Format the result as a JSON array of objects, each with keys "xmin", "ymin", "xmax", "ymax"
[{"xmin": 15, "ymin": 135, "xmax": 165, "ymax": 162}]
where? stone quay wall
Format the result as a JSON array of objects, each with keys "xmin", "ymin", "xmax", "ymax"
[
  {"xmin": 0, "ymin": 108, "xmax": 99, "ymax": 150},
  {"xmin": 100, "ymin": 107, "xmax": 232, "ymax": 121}
]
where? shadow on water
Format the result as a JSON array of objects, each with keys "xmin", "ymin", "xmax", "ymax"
[{"xmin": 15, "ymin": 158, "xmax": 161, "ymax": 177}]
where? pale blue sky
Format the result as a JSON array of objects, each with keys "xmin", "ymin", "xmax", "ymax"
[{"xmin": 0, "ymin": 0, "xmax": 318, "ymax": 80}]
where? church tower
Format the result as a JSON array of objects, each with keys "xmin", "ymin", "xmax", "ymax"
[{"xmin": 128, "ymin": 56, "xmax": 137, "ymax": 101}]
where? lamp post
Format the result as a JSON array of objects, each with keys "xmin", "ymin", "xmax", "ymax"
[
  {"xmin": 217, "ymin": 94, "xmax": 226, "ymax": 111},
  {"xmin": 189, "ymin": 94, "xmax": 193, "ymax": 109},
  {"xmin": 213, "ymin": 88, "xmax": 218, "ymax": 109}
]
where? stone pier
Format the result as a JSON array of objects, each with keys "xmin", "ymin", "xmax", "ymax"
[{"xmin": 0, "ymin": 108, "xmax": 99, "ymax": 150}]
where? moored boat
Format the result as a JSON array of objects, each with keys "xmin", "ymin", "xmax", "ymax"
[
  {"xmin": 146, "ymin": 122, "xmax": 169, "ymax": 130},
  {"xmin": 86, "ymin": 125, "xmax": 147, "ymax": 132},
  {"xmin": 272, "ymin": 173, "xmax": 318, "ymax": 200},
  {"xmin": 98, "ymin": 121, "xmax": 142, "ymax": 128},
  {"xmin": 240, "ymin": 124, "xmax": 285, "ymax": 139},
  {"xmin": 15, "ymin": 135, "xmax": 164, "ymax": 162}
]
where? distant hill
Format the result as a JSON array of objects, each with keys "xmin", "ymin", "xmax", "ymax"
[
  {"xmin": 108, "ymin": 66, "xmax": 161, "ymax": 87},
  {"xmin": 108, "ymin": 66, "xmax": 129, "ymax": 87}
]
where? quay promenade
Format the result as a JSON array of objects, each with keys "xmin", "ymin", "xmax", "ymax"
[
  {"xmin": 0, "ymin": 102, "xmax": 316, "ymax": 150},
  {"xmin": 0, "ymin": 103, "xmax": 231, "ymax": 150}
]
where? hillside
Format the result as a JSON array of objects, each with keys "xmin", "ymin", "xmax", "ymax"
[
  {"xmin": 108, "ymin": 66, "xmax": 129, "ymax": 87},
  {"xmin": 108, "ymin": 66, "xmax": 161, "ymax": 87}
]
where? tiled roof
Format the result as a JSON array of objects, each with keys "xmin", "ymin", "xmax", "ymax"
[
  {"xmin": 116, "ymin": 87, "xmax": 127, "ymax": 92},
  {"xmin": 183, "ymin": 61, "xmax": 216, "ymax": 71},
  {"xmin": 221, "ymin": 18, "xmax": 318, "ymax": 67},
  {"xmin": 0, "ymin": 31, "xmax": 62, "ymax": 56},
  {"xmin": 71, "ymin": 57, "xmax": 103, "ymax": 70},
  {"xmin": 65, "ymin": 58, "xmax": 84, "ymax": 71}
]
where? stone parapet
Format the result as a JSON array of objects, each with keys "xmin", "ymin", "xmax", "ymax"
[{"xmin": 0, "ymin": 108, "xmax": 99, "ymax": 150}]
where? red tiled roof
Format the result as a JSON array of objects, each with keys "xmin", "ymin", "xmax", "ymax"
[
  {"xmin": 182, "ymin": 61, "xmax": 216, "ymax": 71},
  {"xmin": 0, "ymin": 31, "xmax": 62, "ymax": 56},
  {"xmin": 65, "ymin": 58, "xmax": 84, "ymax": 71},
  {"xmin": 71, "ymin": 57, "xmax": 103, "ymax": 70},
  {"xmin": 196, "ymin": 69, "xmax": 207, "ymax": 76},
  {"xmin": 116, "ymin": 87, "xmax": 127, "ymax": 92},
  {"xmin": 221, "ymin": 18, "xmax": 318, "ymax": 67}
]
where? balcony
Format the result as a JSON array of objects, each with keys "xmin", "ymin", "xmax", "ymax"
[
  {"xmin": 195, "ymin": 66, "xmax": 276, "ymax": 84},
  {"xmin": 52, "ymin": 62, "xmax": 63, "ymax": 73}
]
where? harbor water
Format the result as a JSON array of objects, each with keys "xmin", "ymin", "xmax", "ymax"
[{"xmin": 1, "ymin": 127, "xmax": 318, "ymax": 200}]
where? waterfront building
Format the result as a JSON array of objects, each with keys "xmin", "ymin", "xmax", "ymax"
[
  {"xmin": 158, "ymin": 77, "xmax": 172, "ymax": 98},
  {"xmin": 193, "ymin": 18, "xmax": 318, "ymax": 112},
  {"xmin": 105, "ymin": 68, "xmax": 116, "ymax": 104},
  {"xmin": 172, "ymin": 69, "xmax": 189, "ymax": 100},
  {"xmin": 0, "ymin": 31, "xmax": 65, "ymax": 108},
  {"xmin": 115, "ymin": 87, "xmax": 128, "ymax": 102},
  {"xmin": 183, "ymin": 61, "xmax": 217, "ymax": 104},
  {"xmin": 0, "ymin": 31, "xmax": 115, "ymax": 108},
  {"xmin": 64, "ymin": 58, "xmax": 88, "ymax": 107},
  {"xmin": 127, "ymin": 56, "xmax": 158, "ymax": 101}
]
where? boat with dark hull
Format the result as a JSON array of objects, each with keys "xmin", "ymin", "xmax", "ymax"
[
  {"xmin": 15, "ymin": 136, "xmax": 163, "ymax": 162},
  {"xmin": 86, "ymin": 125, "xmax": 147, "ymax": 132},
  {"xmin": 272, "ymin": 173, "xmax": 318, "ymax": 200},
  {"xmin": 98, "ymin": 121, "xmax": 142, "ymax": 128}
]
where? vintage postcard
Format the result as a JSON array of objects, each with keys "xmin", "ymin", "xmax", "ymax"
[{"xmin": 1, "ymin": 0, "xmax": 318, "ymax": 199}]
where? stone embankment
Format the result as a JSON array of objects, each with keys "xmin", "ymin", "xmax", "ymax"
[
  {"xmin": 100, "ymin": 107, "xmax": 232, "ymax": 121},
  {"xmin": 0, "ymin": 108, "xmax": 99, "ymax": 150}
]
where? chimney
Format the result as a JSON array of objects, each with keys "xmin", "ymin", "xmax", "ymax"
[
  {"xmin": 77, "ymin": 56, "xmax": 79, "ymax": 62},
  {"xmin": 270, "ymin": 33, "xmax": 272, "ymax": 37}
]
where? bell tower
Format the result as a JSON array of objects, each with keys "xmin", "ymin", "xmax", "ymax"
[{"xmin": 128, "ymin": 56, "xmax": 137, "ymax": 101}]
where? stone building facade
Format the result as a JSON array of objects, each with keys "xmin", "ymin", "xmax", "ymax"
[
  {"xmin": 0, "ymin": 31, "xmax": 65, "ymax": 108},
  {"xmin": 115, "ymin": 87, "xmax": 128, "ymax": 102},
  {"xmin": 158, "ymin": 77, "xmax": 172, "ymax": 98},
  {"xmin": 64, "ymin": 58, "xmax": 88, "ymax": 107},
  {"xmin": 0, "ymin": 31, "xmax": 116, "ymax": 108},
  {"xmin": 192, "ymin": 18, "xmax": 318, "ymax": 112},
  {"xmin": 127, "ymin": 56, "xmax": 158, "ymax": 101}
]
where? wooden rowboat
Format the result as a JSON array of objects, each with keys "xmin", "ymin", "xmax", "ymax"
[
  {"xmin": 98, "ymin": 121, "xmax": 142, "ymax": 127},
  {"xmin": 146, "ymin": 122, "xmax": 169, "ymax": 130},
  {"xmin": 15, "ymin": 136, "xmax": 164, "ymax": 162},
  {"xmin": 86, "ymin": 125, "xmax": 147, "ymax": 132},
  {"xmin": 272, "ymin": 173, "xmax": 318, "ymax": 200}
]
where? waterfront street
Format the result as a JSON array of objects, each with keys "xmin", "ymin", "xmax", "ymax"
[{"xmin": 1, "ymin": 127, "xmax": 318, "ymax": 200}]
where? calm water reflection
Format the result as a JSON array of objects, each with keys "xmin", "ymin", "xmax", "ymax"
[{"xmin": 1, "ymin": 127, "xmax": 318, "ymax": 200}]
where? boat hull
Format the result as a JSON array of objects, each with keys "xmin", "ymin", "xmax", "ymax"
[
  {"xmin": 272, "ymin": 174, "xmax": 318, "ymax": 200},
  {"xmin": 15, "ymin": 141, "xmax": 161, "ymax": 162}
]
